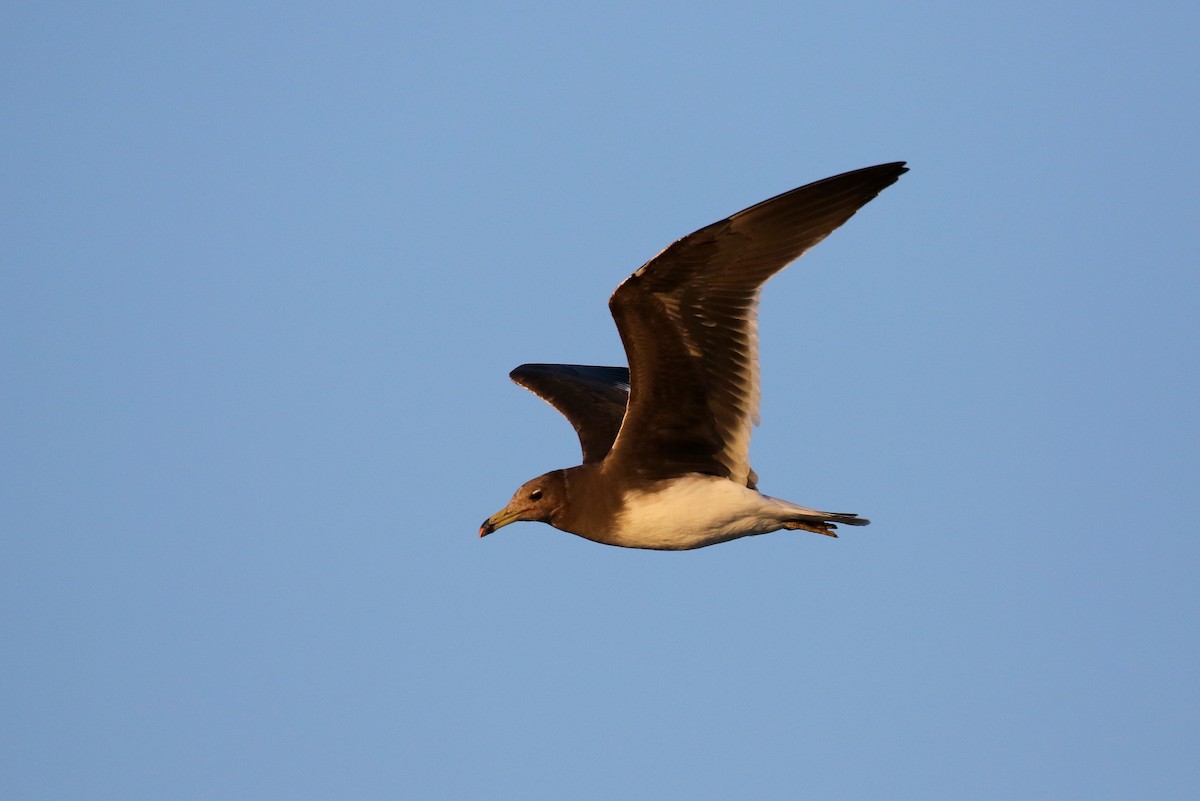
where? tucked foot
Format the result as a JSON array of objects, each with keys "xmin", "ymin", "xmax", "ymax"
[{"xmin": 782, "ymin": 520, "xmax": 839, "ymax": 537}]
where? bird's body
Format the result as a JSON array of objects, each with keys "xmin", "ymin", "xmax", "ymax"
[
  {"xmin": 481, "ymin": 163, "xmax": 906, "ymax": 550},
  {"xmin": 608, "ymin": 474, "xmax": 860, "ymax": 551}
]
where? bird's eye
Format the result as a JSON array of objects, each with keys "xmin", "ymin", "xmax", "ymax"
[{"xmin": 530, "ymin": 489, "xmax": 543, "ymax": 501}]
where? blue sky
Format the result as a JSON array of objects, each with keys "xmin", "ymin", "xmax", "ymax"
[{"xmin": 3, "ymin": 2, "xmax": 1198, "ymax": 799}]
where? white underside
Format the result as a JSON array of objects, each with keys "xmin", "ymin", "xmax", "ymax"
[{"xmin": 610, "ymin": 474, "xmax": 830, "ymax": 550}]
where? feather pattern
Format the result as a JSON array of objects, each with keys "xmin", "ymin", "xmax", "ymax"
[
  {"xmin": 606, "ymin": 163, "xmax": 907, "ymax": 483},
  {"xmin": 508, "ymin": 364, "xmax": 630, "ymax": 463}
]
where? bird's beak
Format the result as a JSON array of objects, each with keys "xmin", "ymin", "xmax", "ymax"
[{"xmin": 479, "ymin": 505, "xmax": 523, "ymax": 537}]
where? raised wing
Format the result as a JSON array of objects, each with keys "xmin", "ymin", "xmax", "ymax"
[
  {"xmin": 605, "ymin": 162, "xmax": 907, "ymax": 482},
  {"xmin": 509, "ymin": 363, "xmax": 630, "ymax": 463}
]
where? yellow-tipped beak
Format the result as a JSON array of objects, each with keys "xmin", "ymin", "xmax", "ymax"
[{"xmin": 479, "ymin": 506, "xmax": 524, "ymax": 537}]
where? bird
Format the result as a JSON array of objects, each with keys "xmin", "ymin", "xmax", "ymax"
[{"xmin": 480, "ymin": 162, "xmax": 906, "ymax": 550}]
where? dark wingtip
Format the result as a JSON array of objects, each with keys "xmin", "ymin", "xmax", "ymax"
[
  {"xmin": 863, "ymin": 161, "xmax": 909, "ymax": 186},
  {"xmin": 851, "ymin": 161, "xmax": 909, "ymax": 188}
]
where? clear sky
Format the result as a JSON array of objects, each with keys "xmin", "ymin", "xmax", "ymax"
[{"xmin": 3, "ymin": 2, "xmax": 1198, "ymax": 799}]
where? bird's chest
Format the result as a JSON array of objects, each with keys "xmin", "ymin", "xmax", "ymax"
[{"xmin": 609, "ymin": 475, "xmax": 778, "ymax": 550}]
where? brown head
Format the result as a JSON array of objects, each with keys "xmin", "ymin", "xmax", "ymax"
[{"xmin": 479, "ymin": 470, "xmax": 569, "ymax": 537}]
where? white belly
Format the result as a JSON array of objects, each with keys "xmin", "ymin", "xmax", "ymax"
[{"xmin": 611, "ymin": 475, "xmax": 801, "ymax": 550}]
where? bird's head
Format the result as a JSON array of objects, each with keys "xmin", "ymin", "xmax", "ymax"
[{"xmin": 479, "ymin": 470, "xmax": 568, "ymax": 537}]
